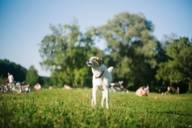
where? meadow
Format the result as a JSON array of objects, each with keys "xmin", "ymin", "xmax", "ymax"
[{"xmin": 0, "ymin": 88, "xmax": 192, "ymax": 128}]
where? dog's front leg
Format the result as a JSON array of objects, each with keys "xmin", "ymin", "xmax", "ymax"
[
  {"xmin": 91, "ymin": 86, "xmax": 97, "ymax": 107},
  {"xmin": 101, "ymin": 90, "xmax": 105, "ymax": 108},
  {"xmin": 105, "ymin": 89, "xmax": 109, "ymax": 109}
]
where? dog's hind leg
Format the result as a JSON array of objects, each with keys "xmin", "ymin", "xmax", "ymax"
[{"xmin": 102, "ymin": 87, "xmax": 109, "ymax": 109}]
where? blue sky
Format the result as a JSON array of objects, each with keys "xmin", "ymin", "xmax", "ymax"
[{"xmin": 0, "ymin": 0, "xmax": 192, "ymax": 76}]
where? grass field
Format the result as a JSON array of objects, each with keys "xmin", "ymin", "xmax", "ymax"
[{"xmin": 0, "ymin": 88, "xmax": 192, "ymax": 128}]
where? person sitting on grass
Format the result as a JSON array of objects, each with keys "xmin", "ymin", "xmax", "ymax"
[{"xmin": 136, "ymin": 86, "xmax": 149, "ymax": 96}]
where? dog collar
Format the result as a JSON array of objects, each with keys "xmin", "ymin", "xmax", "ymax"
[{"xmin": 95, "ymin": 70, "xmax": 105, "ymax": 78}]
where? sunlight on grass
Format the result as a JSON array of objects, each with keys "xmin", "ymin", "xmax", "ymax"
[{"xmin": 0, "ymin": 89, "xmax": 192, "ymax": 128}]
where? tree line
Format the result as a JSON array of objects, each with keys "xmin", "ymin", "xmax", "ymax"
[
  {"xmin": 39, "ymin": 12, "xmax": 192, "ymax": 92},
  {"xmin": 0, "ymin": 59, "xmax": 50, "ymax": 86},
  {"xmin": 1, "ymin": 12, "xmax": 191, "ymax": 92}
]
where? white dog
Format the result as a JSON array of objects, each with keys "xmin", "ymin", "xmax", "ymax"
[{"xmin": 87, "ymin": 56, "xmax": 113, "ymax": 109}]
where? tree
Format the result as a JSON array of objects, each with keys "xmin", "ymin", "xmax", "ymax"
[
  {"xmin": 156, "ymin": 37, "xmax": 192, "ymax": 92},
  {"xmin": 38, "ymin": 76, "xmax": 51, "ymax": 86},
  {"xmin": 0, "ymin": 59, "xmax": 27, "ymax": 83},
  {"xmin": 26, "ymin": 65, "xmax": 39, "ymax": 85},
  {"xmin": 39, "ymin": 23, "xmax": 102, "ymax": 87},
  {"xmin": 38, "ymin": 12, "xmax": 192, "ymax": 92},
  {"xmin": 91, "ymin": 12, "xmax": 158, "ymax": 89}
]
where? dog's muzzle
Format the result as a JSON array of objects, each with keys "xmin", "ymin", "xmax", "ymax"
[{"xmin": 86, "ymin": 61, "xmax": 92, "ymax": 67}]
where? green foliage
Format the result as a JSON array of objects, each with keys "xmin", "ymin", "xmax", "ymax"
[
  {"xmin": 38, "ymin": 12, "xmax": 192, "ymax": 92},
  {"xmin": 39, "ymin": 76, "xmax": 51, "ymax": 86},
  {"xmin": 94, "ymin": 12, "xmax": 158, "ymax": 89},
  {"xmin": 0, "ymin": 75, "xmax": 5, "ymax": 85},
  {"xmin": 156, "ymin": 37, "xmax": 192, "ymax": 89},
  {"xmin": 26, "ymin": 65, "xmax": 39, "ymax": 85},
  {"xmin": 39, "ymin": 23, "xmax": 102, "ymax": 87},
  {"xmin": 0, "ymin": 89, "xmax": 192, "ymax": 127},
  {"xmin": 0, "ymin": 59, "xmax": 27, "ymax": 82},
  {"xmin": 39, "ymin": 12, "xmax": 160, "ymax": 89},
  {"xmin": 74, "ymin": 67, "xmax": 91, "ymax": 87}
]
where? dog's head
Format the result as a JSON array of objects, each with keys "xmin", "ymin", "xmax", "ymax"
[{"xmin": 86, "ymin": 56, "xmax": 103, "ymax": 68}]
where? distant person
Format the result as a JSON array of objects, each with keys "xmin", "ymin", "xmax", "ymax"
[
  {"xmin": 176, "ymin": 87, "xmax": 180, "ymax": 94},
  {"xmin": 8, "ymin": 72, "xmax": 14, "ymax": 84},
  {"xmin": 8, "ymin": 72, "xmax": 14, "ymax": 89}
]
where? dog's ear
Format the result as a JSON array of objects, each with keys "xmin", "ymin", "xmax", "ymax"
[
  {"xmin": 97, "ymin": 57, "xmax": 104, "ymax": 65},
  {"xmin": 91, "ymin": 57, "xmax": 99, "ymax": 66}
]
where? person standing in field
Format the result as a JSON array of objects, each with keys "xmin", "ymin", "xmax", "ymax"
[{"xmin": 7, "ymin": 72, "xmax": 14, "ymax": 90}]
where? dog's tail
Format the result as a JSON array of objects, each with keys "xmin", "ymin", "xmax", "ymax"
[{"xmin": 107, "ymin": 66, "xmax": 113, "ymax": 73}]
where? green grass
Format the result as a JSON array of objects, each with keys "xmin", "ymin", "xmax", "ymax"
[{"xmin": 0, "ymin": 89, "xmax": 192, "ymax": 128}]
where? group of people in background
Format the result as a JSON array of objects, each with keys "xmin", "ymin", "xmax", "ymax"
[
  {"xmin": 2, "ymin": 72, "xmax": 179, "ymax": 95},
  {"xmin": 0, "ymin": 72, "xmax": 31, "ymax": 93}
]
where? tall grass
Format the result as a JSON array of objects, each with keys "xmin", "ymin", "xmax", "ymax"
[{"xmin": 0, "ymin": 89, "xmax": 192, "ymax": 128}]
